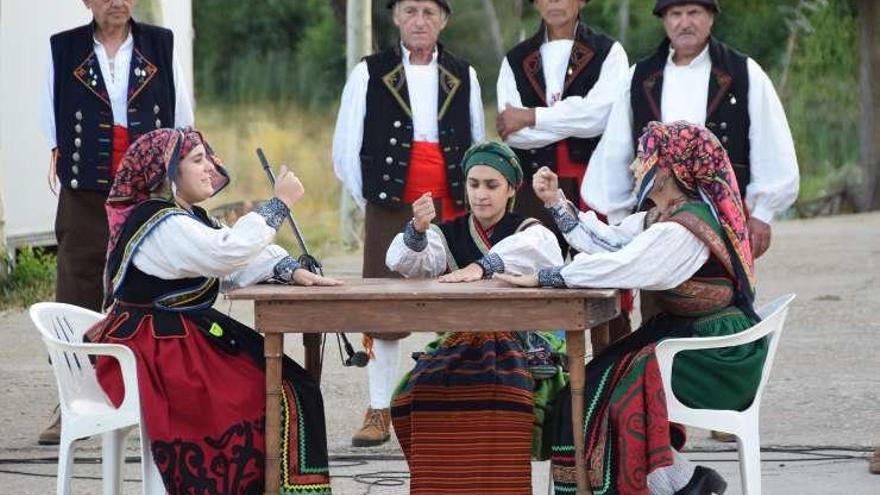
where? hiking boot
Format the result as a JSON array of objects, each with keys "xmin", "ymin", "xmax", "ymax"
[
  {"xmin": 38, "ymin": 405, "xmax": 61, "ymax": 445},
  {"xmin": 351, "ymin": 408, "xmax": 391, "ymax": 447}
]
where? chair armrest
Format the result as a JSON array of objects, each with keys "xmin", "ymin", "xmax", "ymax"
[{"xmin": 44, "ymin": 339, "xmax": 140, "ymax": 411}]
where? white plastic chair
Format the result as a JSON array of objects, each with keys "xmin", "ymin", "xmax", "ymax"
[
  {"xmin": 30, "ymin": 302, "xmax": 164, "ymax": 495},
  {"xmin": 654, "ymin": 293, "xmax": 796, "ymax": 495}
]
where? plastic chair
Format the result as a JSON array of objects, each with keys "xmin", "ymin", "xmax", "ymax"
[
  {"xmin": 29, "ymin": 302, "xmax": 163, "ymax": 495},
  {"xmin": 654, "ymin": 293, "xmax": 796, "ymax": 495}
]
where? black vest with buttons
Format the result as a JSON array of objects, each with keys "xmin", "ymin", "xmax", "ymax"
[
  {"xmin": 505, "ymin": 22, "xmax": 614, "ymax": 179},
  {"xmin": 631, "ymin": 37, "xmax": 751, "ymax": 193},
  {"xmin": 360, "ymin": 45, "xmax": 473, "ymax": 208},
  {"xmin": 51, "ymin": 20, "xmax": 176, "ymax": 193}
]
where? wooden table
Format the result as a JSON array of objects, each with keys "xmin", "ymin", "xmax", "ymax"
[{"xmin": 228, "ymin": 278, "xmax": 619, "ymax": 495}]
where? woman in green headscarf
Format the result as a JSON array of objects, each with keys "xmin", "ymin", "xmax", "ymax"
[{"xmin": 384, "ymin": 141, "xmax": 564, "ymax": 495}]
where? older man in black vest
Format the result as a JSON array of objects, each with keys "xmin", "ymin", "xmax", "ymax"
[
  {"xmin": 496, "ymin": 0, "xmax": 629, "ymax": 252},
  {"xmin": 332, "ymin": 0, "xmax": 484, "ymax": 447},
  {"xmin": 583, "ymin": 0, "xmax": 798, "ymax": 259},
  {"xmin": 496, "ymin": 0, "xmax": 632, "ymax": 344},
  {"xmin": 39, "ymin": 0, "xmax": 193, "ymax": 444}
]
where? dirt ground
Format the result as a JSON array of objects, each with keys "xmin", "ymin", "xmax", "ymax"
[{"xmin": 0, "ymin": 212, "xmax": 878, "ymax": 494}]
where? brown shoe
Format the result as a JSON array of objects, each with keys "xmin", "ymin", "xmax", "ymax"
[
  {"xmin": 351, "ymin": 408, "xmax": 391, "ymax": 447},
  {"xmin": 38, "ymin": 405, "xmax": 61, "ymax": 445},
  {"xmin": 710, "ymin": 430, "xmax": 737, "ymax": 443},
  {"xmin": 870, "ymin": 448, "xmax": 880, "ymax": 474}
]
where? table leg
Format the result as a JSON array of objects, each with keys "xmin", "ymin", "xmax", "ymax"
[
  {"xmin": 303, "ymin": 334, "xmax": 323, "ymax": 384},
  {"xmin": 566, "ymin": 329, "xmax": 593, "ymax": 495},
  {"xmin": 264, "ymin": 332, "xmax": 283, "ymax": 495}
]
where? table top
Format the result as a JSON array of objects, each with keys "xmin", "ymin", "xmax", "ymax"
[{"xmin": 227, "ymin": 278, "xmax": 617, "ymax": 302}]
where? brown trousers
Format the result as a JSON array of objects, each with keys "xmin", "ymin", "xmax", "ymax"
[
  {"xmin": 362, "ymin": 202, "xmax": 414, "ymax": 340},
  {"xmin": 55, "ymin": 188, "xmax": 109, "ymax": 312}
]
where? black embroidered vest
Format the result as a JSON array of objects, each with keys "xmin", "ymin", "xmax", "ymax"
[
  {"xmin": 631, "ymin": 37, "xmax": 751, "ymax": 193},
  {"xmin": 505, "ymin": 23, "xmax": 614, "ymax": 179},
  {"xmin": 51, "ymin": 20, "xmax": 176, "ymax": 192},
  {"xmin": 105, "ymin": 200, "xmax": 218, "ymax": 310},
  {"xmin": 360, "ymin": 45, "xmax": 473, "ymax": 208},
  {"xmin": 433, "ymin": 212, "xmax": 539, "ymax": 269}
]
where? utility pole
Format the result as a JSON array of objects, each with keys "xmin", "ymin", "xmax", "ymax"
[{"xmin": 341, "ymin": 0, "xmax": 372, "ymax": 248}]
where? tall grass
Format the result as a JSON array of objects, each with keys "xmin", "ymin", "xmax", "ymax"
[
  {"xmin": 1, "ymin": 248, "xmax": 56, "ymax": 310},
  {"xmin": 195, "ymin": 104, "xmax": 346, "ymax": 258}
]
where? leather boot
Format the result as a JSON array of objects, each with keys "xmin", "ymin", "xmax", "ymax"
[
  {"xmin": 38, "ymin": 405, "xmax": 61, "ymax": 446},
  {"xmin": 351, "ymin": 408, "xmax": 391, "ymax": 447},
  {"xmin": 870, "ymin": 447, "xmax": 880, "ymax": 474},
  {"xmin": 674, "ymin": 465, "xmax": 727, "ymax": 495}
]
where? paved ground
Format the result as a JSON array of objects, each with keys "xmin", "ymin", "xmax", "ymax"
[{"xmin": 1, "ymin": 212, "xmax": 878, "ymax": 494}]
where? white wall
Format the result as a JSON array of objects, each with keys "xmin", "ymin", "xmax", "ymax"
[
  {"xmin": 0, "ymin": 1, "xmax": 91, "ymax": 247},
  {"xmin": 0, "ymin": 0, "xmax": 193, "ymax": 250}
]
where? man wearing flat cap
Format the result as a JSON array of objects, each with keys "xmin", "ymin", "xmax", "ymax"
[
  {"xmin": 584, "ymin": 0, "xmax": 799, "ymax": 258},
  {"xmin": 332, "ymin": 0, "xmax": 484, "ymax": 448}
]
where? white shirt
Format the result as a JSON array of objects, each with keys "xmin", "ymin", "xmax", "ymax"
[
  {"xmin": 556, "ymin": 209, "xmax": 710, "ymax": 290},
  {"xmin": 132, "ymin": 211, "xmax": 289, "ymax": 291},
  {"xmin": 386, "ymin": 222, "xmax": 563, "ymax": 279},
  {"xmin": 332, "ymin": 45, "xmax": 485, "ymax": 208},
  {"xmin": 496, "ymin": 40, "xmax": 630, "ymax": 149},
  {"xmin": 42, "ymin": 31, "xmax": 195, "ymax": 148},
  {"xmin": 583, "ymin": 45, "xmax": 800, "ymax": 225}
]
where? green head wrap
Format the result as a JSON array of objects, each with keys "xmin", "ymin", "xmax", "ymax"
[
  {"xmin": 460, "ymin": 141, "xmax": 523, "ymax": 211},
  {"xmin": 461, "ymin": 141, "xmax": 523, "ymax": 187}
]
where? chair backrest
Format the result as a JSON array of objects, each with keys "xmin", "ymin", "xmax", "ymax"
[
  {"xmin": 29, "ymin": 302, "xmax": 110, "ymax": 412},
  {"xmin": 748, "ymin": 293, "xmax": 796, "ymax": 410}
]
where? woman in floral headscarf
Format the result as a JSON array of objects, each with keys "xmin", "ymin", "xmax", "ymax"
[
  {"xmin": 498, "ymin": 122, "xmax": 768, "ymax": 495},
  {"xmin": 89, "ymin": 128, "xmax": 340, "ymax": 495}
]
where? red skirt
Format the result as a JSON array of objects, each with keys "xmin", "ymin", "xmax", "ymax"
[{"xmin": 91, "ymin": 306, "xmax": 332, "ymax": 495}]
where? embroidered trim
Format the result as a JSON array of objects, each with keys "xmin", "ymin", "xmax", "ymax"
[
  {"xmin": 127, "ymin": 48, "xmax": 158, "ymax": 103},
  {"xmin": 515, "ymin": 217, "xmax": 542, "ymax": 233},
  {"xmin": 429, "ymin": 224, "xmax": 459, "ymax": 271},
  {"xmin": 110, "ymin": 208, "xmax": 189, "ymax": 294},
  {"xmin": 273, "ymin": 256, "xmax": 301, "ymax": 283},
  {"xmin": 381, "ymin": 64, "xmax": 413, "ymax": 118},
  {"xmin": 642, "ymin": 69, "xmax": 664, "ymax": 121},
  {"xmin": 477, "ymin": 252, "xmax": 505, "ymax": 279},
  {"xmin": 538, "ymin": 266, "xmax": 566, "ymax": 288},
  {"xmin": 403, "ymin": 220, "xmax": 428, "ymax": 252},
  {"xmin": 562, "ymin": 41, "xmax": 596, "ymax": 94},
  {"xmin": 707, "ymin": 67, "xmax": 734, "ymax": 116},
  {"xmin": 255, "ymin": 197, "xmax": 289, "ymax": 230},
  {"xmin": 548, "ymin": 201, "xmax": 579, "ymax": 234},
  {"xmin": 467, "ymin": 214, "xmax": 491, "ymax": 256},
  {"xmin": 438, "ymin": 63, "xmax": 462, "ymax": 121},
  {"xmin": 522, "ymin": 51, "xmax": 547, "ymax": 105}
]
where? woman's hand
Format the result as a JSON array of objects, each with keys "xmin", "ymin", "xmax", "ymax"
[
  {"xmin": 437, "ymin": 263, "xmax": 484, "ymax": 283},
  {"xmin": 493, "ymin": 273, "xmax": 539, "ymax": 288},
  {"xmin": 292, "ymin": 269, "xmax": 343, "ymax": 286},
  {"xmin": 274, "ymin": 165, "xmax": 305, "ymax": 208},
  {"xmin": 411, "ymin": 192, "xmax": 436, "ymax": 233},
  {"xmin": 532, "ymin": 166, "xmax": 560, "ymax": 206}
]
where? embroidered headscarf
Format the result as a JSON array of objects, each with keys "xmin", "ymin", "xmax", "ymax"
[
  {"xmin": 105, "ymin": 127, "xmax": 229, "ymax": 257},
  {"xmin": 633, "ymin": 121, "xmax": 755, "ymax": 305},
  {"xmin": 461, "ymin": 141, "xmax": 523, "ymax": 212}
]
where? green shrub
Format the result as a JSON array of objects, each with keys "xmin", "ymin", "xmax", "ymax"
[{"xmin": 1, "ymin": 248, "xmax": 56, "ymax": 310}]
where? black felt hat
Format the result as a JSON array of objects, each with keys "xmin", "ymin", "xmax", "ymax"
[
  {"xmin": 653, "ymin": 0, "xmax": 719, "ymax": 16},
  {"xmin": 386, "ymin": 0, "xmax": 451, "ymax": 15}
]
